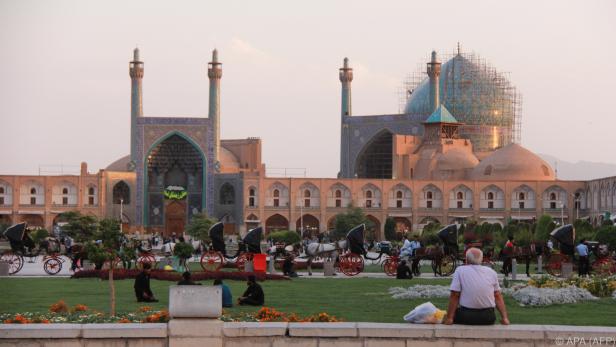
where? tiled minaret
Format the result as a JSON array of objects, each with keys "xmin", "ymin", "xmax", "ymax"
[
  {"xmin": 339, "ymin": 57, "xmax": 353, "ymax": 177},
  {"xmin": 208, "ymin": 49, "xmax": 222, "ymax": 166},
  {"xmin": 129, "ymin": 47, "xmax": 144, "ymax": 167},
  {"xmin": 427, "ymin": 51, "xmax": 441, "ymax": 113}
]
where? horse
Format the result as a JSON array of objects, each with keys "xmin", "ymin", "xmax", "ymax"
[{"xmin": 303, "ymin": 239, "xmax": 347, "ymax": 276}]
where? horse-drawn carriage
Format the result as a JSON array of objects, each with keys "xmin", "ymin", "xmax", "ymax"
[
  {"xmin": 336, "ymin": 224, "xmax": 394, "ymax": 276},
  {"xmin": 545, "ymin": 224, "xmax": 616, "ymax": 276},
  {"xmin": 199, "ymin": 222, "xmax": 263, "ymax": 271},
  {"xmin": 1, "ymin": 223, "xmax": 65, "ymax": 275}
]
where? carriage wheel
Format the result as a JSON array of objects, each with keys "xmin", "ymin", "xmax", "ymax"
[
  {"xmin": 137, "ymin": 254, "xmax": 157, "ymax": 270},
  {"xmin": 437, "ymin": 255, "xmax": 456, "ymax": 277},
  {"xmin": 236, "ymin": 253, "xmax": 254, "ymax": 271},
  {"xmin": 592, "ymin": 258, "xmax": 616, "ymax": 276},
  {"xmin": 1, "ymin": 251, "xmax": 23, "ymax": 275},
  {"xmin": 546, "ymin": 254, "xmax": 569, "ymax": 277},
  {"xmin": 200, "ymin": 251, "xmax": 224, "ymax": 272},
  {"xmin": 44, "ymin": 257, "xmax": 62, "ymax": 275},
  {"xmin": 382, "ymin": 257, "xmax": 398, "ymax": 277},
  {"xmin": 339, "ymin": 253, "xmax": 363, "ymax": 276}
]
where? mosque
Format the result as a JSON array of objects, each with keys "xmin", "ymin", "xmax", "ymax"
[{"xmin": 0, "ymin": 47, "xmax": 614, "ymax": 238}]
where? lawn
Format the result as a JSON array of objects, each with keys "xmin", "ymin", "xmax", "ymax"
[{"xmin": 1, "ymin": 277, "xmax": 615, "ymax": 326}]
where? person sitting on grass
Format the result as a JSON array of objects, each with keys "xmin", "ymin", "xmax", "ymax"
[
  {"xmin": 396, "ymin": 259, "xmax": 413, "ymax": 279},
  {"xmin": 214, "ymin": 279, "xmax": 233, "ymax": 308},
  {"xmin": 134, "ymin": 263, "xmax": 158, "ymax": 302},
  {"xmin": 282, "ymin": 254, "xmax": 298, "ymax": 278},
  {"xmin": 177, "ymin": 271, "xmax": 201, "ymax": 285},
  {"xmin": 237, "ymin": 275, "xmax": 264, "ymax": 306},
  {"xmin": 444, "ymin": 247, "xmax": 509, "ymax": 325}
]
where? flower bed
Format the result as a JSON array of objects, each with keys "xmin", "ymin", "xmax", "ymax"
[
  {"xmin": 220, "ymin": 307, "xmax": 341, "ymax": 322},
  {"xmin": 1, "ymin": 301, "xmax": 169, "ymax": 324},
  {"xmin": 528, "ymin": 275, "xmax": 616, "ymax": 297},
  {"xmin": 389, "ymin": 285, "xmax": 451, "ymax": 299},
  {"xmin": 509, "ymin": 286, "xmax": 597, "ymax": 306},
  {"xmin": 71, "ymin": 269, "xmax": 289, "ymax": 281}
]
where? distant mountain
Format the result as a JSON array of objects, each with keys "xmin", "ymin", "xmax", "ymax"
[{"xmin": 538, "ymin": 154, "xmax": 616, "ymax": 181}]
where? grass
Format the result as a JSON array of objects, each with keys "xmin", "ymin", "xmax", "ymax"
[{"xmin": 1, "ymin": 276, "xmax": 615, "ymax": 326}]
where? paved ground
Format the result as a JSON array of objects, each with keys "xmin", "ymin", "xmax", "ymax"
[{"xmin": 2, "ymin": 255, "xmax": 532, "ymax": 281}]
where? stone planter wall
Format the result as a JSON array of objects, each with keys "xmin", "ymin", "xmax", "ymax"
[{"xmin": 2, "ymin": 321, "xmax": 616, "ymax": 347}]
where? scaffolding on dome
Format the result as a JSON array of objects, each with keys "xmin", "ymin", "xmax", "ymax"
[{"xmin": 400, "ymin": 48, "xmax": 522, "ymax": 149}]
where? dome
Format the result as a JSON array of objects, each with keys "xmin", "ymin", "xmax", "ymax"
[
  {"xmin": 469, "ymin": 143, "xmax": 555, "ymax": 181},
  {"xmin": 105, "ymin": 155, "xmax": 130, "ymax": 172},
  {"xmin": 220, "ymin": 146, "xmax": 240, "ymax": 170},
  {"xmin": 404, "ymin": 52, "xmax": 520, "ymax": 151},
  {"xmin": 436, "ymin": 148, "xmax": 479, "ymax": 171}
]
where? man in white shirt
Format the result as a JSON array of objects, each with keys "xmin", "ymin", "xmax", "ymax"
[
  {"xmin": 576, "ymin": 239, "xmax": 589, "ymax": 276},
  {"xmin": 444, "ymin": 247, "xmax": 509, "ymax": 325}
]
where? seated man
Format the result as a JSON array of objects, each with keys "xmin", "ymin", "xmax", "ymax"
[
  {"xmin": 134, "ymin": 263, "xmax": 159, "ymax": 302},
  {"xmin": 238, "ymin": 275, "xmax": 264, "ymax": 306},
  {"xmin": 214, "ymin": 279, "xmax": 233, "ymax": 308},
  {"xmin": 396, "ymin": 259, "xmax": 413, "ymax": 279},
  {"xmin": 444, "ymin": 248, "xmax": 509, "ymax": 325},
  {"xmin": 282, "ymin": 254, "xmax": 298, "ymax": 278},
  {"xmin": 177, "ymin": 271, "xmax": 201, "ymax": 285},
  {"xmin": 399, "ymin": 235, "xmax": 413, "ymax": 258}
]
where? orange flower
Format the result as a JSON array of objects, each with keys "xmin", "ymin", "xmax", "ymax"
[
  {"xmin": 49, "ymin": 300, "xmax": 69, "ymax": 313},
  {"xmin": 138, "ymin": 306, "xmax": 153, "ymax": 312},
  {"xmin": 118, "ymin": 318, "xmax": 131, "ymax": 323},
  {"xmin": 72, "ymin": 304, "xmax": 88, "ymax": 312}
]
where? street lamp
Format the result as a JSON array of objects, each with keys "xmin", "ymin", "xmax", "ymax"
[{"xmin": 120, "ymin": 198, "xmax": 124, "ymax": 233}]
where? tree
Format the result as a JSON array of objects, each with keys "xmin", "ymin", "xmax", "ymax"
[
  {"xmin": 61, "ymin": 211, "xmax": 98, "ymax": 243},
  {"xmin": 332, "ymin": 207, "xmax": 373, "ymax": 240},
  {"xmin": 384, "ymin": 217, "xmax": 397, "ymax": 241},
  {"xmin": 535, "ymin": 215, "xmax": 556, "ymax": 242},
  {"xmin": 268, "ymin": 230, "xmax": 301, "ymax": 245},
  {"xmin": 96, "ymin": 218, "xmax": 122, "ymax": 317},
  {"xmin": 594, "ymin": 225, "xmax": 616, "ymax": 252},
  {"xmin": 185, "ymin": 213, "xmax": 217, "ymax": 243}
]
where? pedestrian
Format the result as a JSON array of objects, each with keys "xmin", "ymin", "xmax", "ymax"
[
  {"xmin": 396, "ymin": 259, "xmax": 413, "ymax": 279},
  {"xmin": 214, "ymin": 279, "xmax": 233, "ymax": 308},
  {"xmin": 400, "ymin": 234, "xmax": 413, "ymax": 258},
  {"xmin": 444, "ymin": 248, "xmax": 510, "ymax": 325},
  {"xmin": 409, "ymin": 235, "xmax": 422, "ymax": 276},
  {"xmin": 501, "ymin": 236, "xmax": 514, "ymax": 277},
  {"xmin": 238, "ymin": 275, "xmax": 264, "ymax": 306},
  {"xmin": 177, "ymin": 271, "xmax": 200, "ymax": 285},
  {"xmin": 576, "ymin": 238, "xmax": 589, "ymax": 276},
  {"xmin": 134, "ymin": 263, "xmax": 158, "ymax": 302}
]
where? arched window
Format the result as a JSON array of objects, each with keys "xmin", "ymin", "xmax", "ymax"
[
  {"xmin": 304, "ymin": 189, "xmax": 311, "ymax": 198},
  {"xmin": 550, "ymin": 193, "xmax": 556, "ymax": 200},
  {"xmin": 335, "ymin": 190, "xmax": 341, "ymax": 198},
  {"xmin": 273, "ymin": 189, "xmax": 280, "ymax": 207},
  {"xmin": 519, "ymin": 192, "xmax": 525, "ymax": 200},
  {"xmin": 0, "ymin": 187, "xmax": 4, "ymax": 194},
  {"xmin": 30, "ymin": 188, "xmax": 37, "ymax": 195},
  {"xmin": 396, "ymin": 191, "xmax": 403, "ymax": 199},
  {"xmin": 457, "ymin": 192, "xmax": 464, "ymax": 200},
  {"xmin": 396, "ymin": 190, "xmax": 403, "ymax": 208},
  {"xmin": 219, "ymin": 183, "xmax": 235, "ymax": 205},
  {"xmin": 365, "ymin": 190, "xmax": 373, "ymax": 208},
  {"xmin": 488, "ymin": 192, "xmax": 494, "ymax": 200},
  {"xmin": 303, "ymin": 189, "xmax": 311, "ymax": 207},
  {"xmin": 88, "ymin": 187, "xmax": 95, "ymax": 195},
  {"xmin": 112, "ymin": 181, "xmax": 130, "ymax": 204},
  {"xmin": 248, "ymin": 188, "xmax": 256, "ymax": 207},
  {"xmin": 427, "ymin": 191, "xmax": 433, "ymax": 200},
  {"xmin": 62, "ymin": 187, "xmax": 68, "ymax": 195},
  {"xmin": 335, "ymin": 189, "xmax": 342, "ymax": 207}
]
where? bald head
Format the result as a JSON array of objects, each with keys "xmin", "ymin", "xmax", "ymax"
[{"xmin": 466, "ymin": 247, "xmax": 483, "ymax": 265}]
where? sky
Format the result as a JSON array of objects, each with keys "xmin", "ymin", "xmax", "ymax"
[{"xmin": 1, "ymin": 0, "xmax": 615, "ymax": 178}]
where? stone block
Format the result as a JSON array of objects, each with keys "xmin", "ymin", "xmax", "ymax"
[
  {"xmin": 561, "ymin": 263, "xmax": 573, "ymax": 278},
  {"xmin": 364, "ymin": 338, "xmax": 405, "ymax": 347},
  {"xmin": 318, "ymin": 338, "xmax": 363, "ymax": 347},
  {"xmin": 223, "ymin": 322, "xmax": 287, "ymax": 337},
  {"xmin": 498, "ymin": 343, "xmax": 532, "ymax": 347},
  {"xmin": 82, "ymin": 323, "xmax": 166, "ymax": 338},
  {"xmin": 168, "ymin": 318, "xmax": 223, "ymax": 337},
  {"xmin": 453, "ymin": 341, "xmax": 494, "ymax": 347},
  {"xmin": 435, "ymin": 324, "xmax": 544, "ymax": 340},
  {"xmin": 324, "ymin": 260, "xmax": 335, "ymax": 276},
  {"xmin": 83, "ymin": 339, "xmax": 127, "ymax": 347},
  {"xmin": 271, "ymin": 337, "xmax": 317, "ymax": 347},
  {"xmin": 0, "ymin": 324, "xmax": 82, "ymax": 339},
  {"xmin": 408, "ymin": 340, "xmax": 452, "ymax": 347},
  {"xmin": 41, "ymin": 340, "xmax": 82, "ymax": 347},
  {"xmin": 127, "ymin": 339, "xmax": 167, "ymax": 347},
  {"xmin": 225, "ymin": 337, "xmax": 273, "ymax": 347},
  {"xmin": 0, "ymin": 261, "xmax": 9, "ymax": 276},
  {"xmin": 288, "ymin": 322, "xmax": 357, "ymax": 337},
  {"xmin": 357, "ymin": 322, "xmax": 434, "ymax": 338},
  {"xmin": 0, "ymin": 341, "xmax": 41, "ymax": 347},
  {"xmin": 169, "ymin": 285, "xmax": 221, "ymax": 318},
  {"xmin": 169, "ymin": 337, "xmax": 222, "ymax": 347}
]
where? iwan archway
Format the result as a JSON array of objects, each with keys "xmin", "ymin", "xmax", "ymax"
[{"xmin": 143, "ymin": 132, "xmax": 207, "ymax": 236}]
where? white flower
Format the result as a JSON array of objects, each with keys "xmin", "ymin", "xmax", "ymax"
[
  {"xmin": 389, "ymin": 285, "xmax": 451, "ymax": 299},
  {"xmin": 512, "ymin": 285, "xmax": 597, "ymax": 306}
]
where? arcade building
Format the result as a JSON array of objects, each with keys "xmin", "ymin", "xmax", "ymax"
[{"xmin": 0, "ymin": 48, "xmax": 614, "ymax": 238}]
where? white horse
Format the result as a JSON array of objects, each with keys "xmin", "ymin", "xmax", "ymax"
[{"xmin": 304, "ymin": 240, "xmax": 347, "ymax": 276}]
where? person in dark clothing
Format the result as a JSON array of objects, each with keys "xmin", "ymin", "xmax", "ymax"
[
  {"xmin": 134, "ymin": 263, "xmax": 158, "ymax": 302},
  {"xmin": 214, "ymin": 279, "xmax": 233, "ymax": 308},
  {"xmin": 501, "ymin": 236, "xmax": 514, "ymax": 277},
  {"xmin": 396, "ymin": 260, "xmax": 413, "ymax": 279},
  {"xmin": 282, "ymin": 254, "xmax": 298, "ymax": 277},
  {"xmin": 238, "ymin": 275, "xmax": 264, "ymax": 306},
  {"xmin": 177, "ymin": 271, "xmax": 201, "ymax": 285}
]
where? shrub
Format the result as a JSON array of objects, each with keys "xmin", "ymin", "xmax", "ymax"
[
  {"xmin": 268, "ymin": 230, "xmax": 301, "ymax": 245},
  {"xmin": 173, "ymin": 242, "xmax": 195, "ymax": 259},
  {"xmin": 594, "ymin": 225, "xmax": 616, "ymax": 252}
]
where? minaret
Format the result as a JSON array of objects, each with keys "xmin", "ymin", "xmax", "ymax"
[
  {"xmin": 129, "ymin": 47, "xmax": 144, "ymax": 166},
  {"xmin": 339, "ymin": 57, "xmax": 354, "ymax": 178},
  {"xmin": 427, "ymin": 51, "xmax": 441, "ymax": 113},
  {"xmin": 339, "ymin": 57, "xmax": 353, "ymax": 117},
  {"xmin": 208, "ymin": 49, "xmax": 222, "ymax": 164}
]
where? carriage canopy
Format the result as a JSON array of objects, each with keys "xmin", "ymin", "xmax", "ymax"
[
  {"xmin": 550, "ymin": 224, "xmax": 575, "ymax": 247},
  {"xmin": 208, "ymin": 222, "xmax": 226, "ymax": 253},
  {"xmin": 243, "ymin": 226, "xmax": 263, "ymax": 253},
  {"xmin": 3, "ymin": 223, "xmax": 27, "ymax": 242},
  {"xmin": 346, "ymin": 224, "xmax": 366, "ymax": 255},
  {"xmin": 437, "ymin": 224, "xmax": 459, "ymax": 246}
]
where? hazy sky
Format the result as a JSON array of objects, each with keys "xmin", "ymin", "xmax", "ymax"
[{"xmin": 1, "ymin": 0, "xmax": 615, "ymax": 178}]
